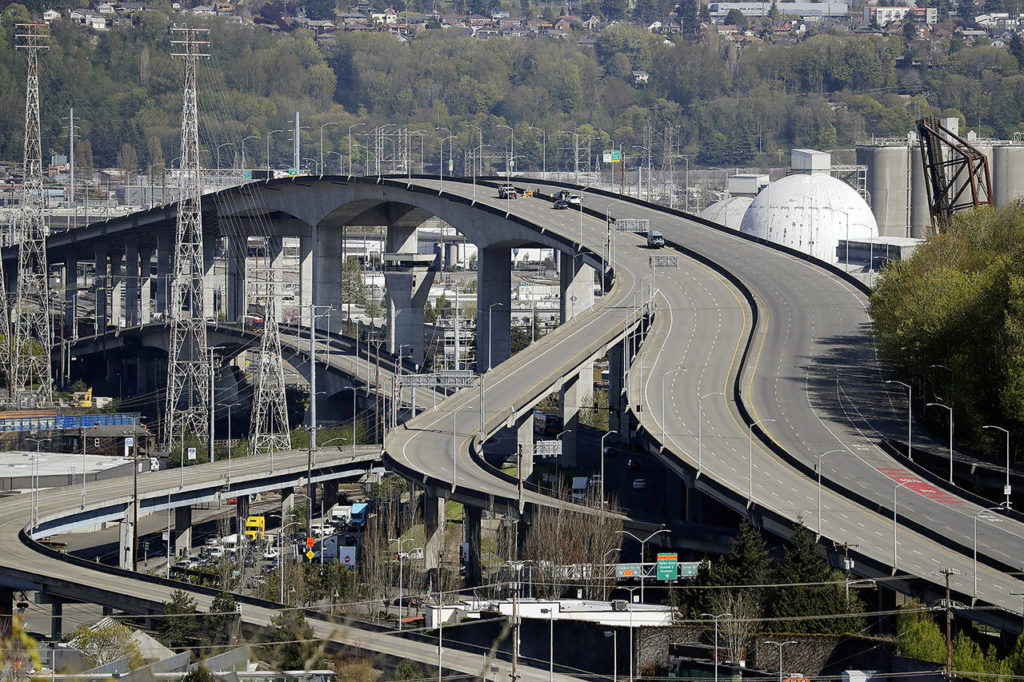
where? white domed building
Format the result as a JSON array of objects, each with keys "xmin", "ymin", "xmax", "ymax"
[
  {"xmin": 700, "ymin": 196, "xmax": 753, "ymax": 231},
  {"xmin": 739, "ymin": 174, "xmax": 878, "ymax": 263}
]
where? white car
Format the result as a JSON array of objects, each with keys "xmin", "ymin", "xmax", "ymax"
[
  {"xmin": 632, "ymin": 478, "xmax": 647, "ymax": 490},
  {"xmin": 567, "ymin": 194, "xmax": 581, "ymax": 207}
]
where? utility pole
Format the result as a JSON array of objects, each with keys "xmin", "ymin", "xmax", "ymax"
[
  {"xmin": 833, "ymin": 540, "xmax": 859, "ymax": 600},
  {"xmin": 938, "ymin": 566, "xmax": 956, "ymax": 682},
  {"xmin": 165, "ymin": 26, "xmax": 211, "ymax": 448},
  {"xmin": 12, "ymin": 23, "xmax": 53, "ymax": 407}
]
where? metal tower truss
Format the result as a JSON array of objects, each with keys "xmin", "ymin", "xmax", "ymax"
[
  {"xmin": 248, "ymin": 263, "xmax": 291, "ymax": 456},
  {"xmin": 917, "ymin": 116, "xmax": 993, "ymax": 230},
  {"xmin": 12, "ymin": 23, "xmax": 53, "ymax": 407},
  {"xmin": 164, "ymin": 27, "xmax": 211, "ymax": 447}
]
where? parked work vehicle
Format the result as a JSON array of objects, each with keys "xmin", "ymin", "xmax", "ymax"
[
  {"xmin": 498, "ymin": 185, "xmax": 518, "ymax": 199},
  {"xmin": 647, "ymin": 230, "xmax": 665, "ymax": 248}
]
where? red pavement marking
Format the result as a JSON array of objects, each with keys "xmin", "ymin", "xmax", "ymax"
[{"xmin": 877, "ymin": 468, "xmax": 965, "ymax": 503}]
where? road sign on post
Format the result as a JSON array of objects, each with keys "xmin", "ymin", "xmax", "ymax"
[
  {"xmin": 657, "ymin": 553, "xmax": 679, "ymax": 580},
  {"xmin": 603, "ymin": 150, "xmax": 622, "ymax": 163},
  {"xmin": 187, "ymin": 447, "xmax": 197, "ymax": 461},
  {"xmin": 306, "ymin": 536, "xmax": 315, "ymax": 548},
  {"xmin": 534, "ymin": 440, "xmax": 562, "ymax": 457},
  {"xmin": 678, "ymin": 561, "xmax": 703, "ymax": 578}
]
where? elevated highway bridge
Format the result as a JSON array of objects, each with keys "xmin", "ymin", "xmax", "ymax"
[{"xmin": 1, "ymin": 174, "xmax": 1023, "ymax": 673}]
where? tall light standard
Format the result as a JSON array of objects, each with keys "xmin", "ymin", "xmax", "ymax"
[
  {"xmin": 439, "ymin": 134, "xmax": 455, "ymax": 193},
  {"xmin": 621, "ymin": 585, "xmax": 641, "ymax": 682},
  {"xmin": 347, "ymin": 122, "xmax": 364, "ymax": 175},
  {"xmin": 930, "ymin": 363, "xmax": 954, "ymax": 408},
  {"xmin": 892, "ymin": 479, "xmax": 912, "ymax": 571},
  {"xmin": 319, "ymin": 121, "xmax": 341, "ymax": 174},
  {"xmin": 216, "ymin": 142, "xmax": 234, "ymax": 172},
  {"xmin": 278, "ymin": 520, "xmax": 301, "ymax": 603},
  {"xmin": 266, "ymin": 129, "xmax": 283, "ymax": 176},
  {"xmin": 661, "ymin": 368, "xmax": 686, "ymax": 446},
  {"xmin": 764, "ymin": 640, "xmax": 796, "ymax": 682},
  {"xmin": 816, "ymin": 449, "xmax": 845, "ymax": 536},
  {"xmin": 240, "ymin": 134, "xmax": 258, "ymax": 170},
  {"xmin": 527, "ymin": 125, "xmax": 546, "ymax": 175},
  {"xmin": 604, "ymin": 630, "xmax": 617, "ymax": 681},
  {"xmin": 973, "ymin": 506, "xmax": 1003, "ymax": 600},
  {"xmin": 698, "ymin": 392, "xmax": 725, "ymax": 475},
  {"xmin": 748, "ymin": 418, "xmax": 775, "ymax": 502},
  {"xmin": 982, "ymin": 424, "xmax": 1011, "ymax": 507},
  {"xmin": 886, "ymin": 380, "xmax": 912, "ymax": 460},
  {"xmin": 600, "ymin": 430, "xmax": 618, "ymax": 510},
  {"xmin": 926, "ymin": 402, "xmax": 954, "ymax": 483},
  {"xmin": 616, "ymin": 528, "xmax": 669, "ymax": 601},
  {"xmin": 26, "ymin": 436, "xmax": 50, "ymax": 529},
  {"xmin": 701, "ymin": 612, "xmax": 732, "ymax": 682},
  {"xmin": 390, "ymin": 536, "xmax": 416, "ymax": 629},
  {"xmin": 497, "ymin": 123, "xmax": 515, "ymax": 178},
  {"xmin": 540, "ymin": 605, "xmax": 555, "ymax": 682},
  {"xmin": 465, "ymin": 123, "xmax": 483, "ymax": 197}
]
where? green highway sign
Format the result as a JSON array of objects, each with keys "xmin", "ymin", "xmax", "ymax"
[
  {"xmin": 678, "ymin": 561, "xmax": 702, "ymax": 578},
  {"xmin": 616, "ymin": 563, "xmax": 642, "ymax": 578},
  {"xmin": 657, "ymin": 553, "xmax": 679, "ymax": 580}
]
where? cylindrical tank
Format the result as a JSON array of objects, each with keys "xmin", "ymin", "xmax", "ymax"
[
  {"xmin": 993, "ymin": 145, "xmax": 1024, "ymax": 206},
  {"xmin": 909, "ymin": 146, "xmax": 931, "ymax": 239},
  {"xmin": 858, "ymin": 144, "xmax": 909, "ymax": 238}
]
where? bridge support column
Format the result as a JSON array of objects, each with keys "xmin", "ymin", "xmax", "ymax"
[
  {"xmin": 476, "ymin": 247, "xmax": 511, "ymax": 373},
  {"xmin": 465, "ymin": 505, "xmax": 483, "ymax": 586},
  {"xmin": 609, "ymin": 341, "xmax": 627, "ymax": 437},
  {"xmin": 559, "ymin": 367, "xmax": 592, "ymax": 468},
  {"xmin": 423, "ymin": 490, "xmax": 446, "ymax": 571},
  {"xmin": 110, "ymin": 251, "xmax": 123, "ymax": 328},
  {"xmin": 322, "ymin": 482, "xmax": 339, "ymax": 511},
  {"xmin": 64, "ymin": 255, "xmax": 77, "ymax": 333},
  {"xmin": 203, "ymin": 236, "xmax": 217, "ymax": 320},
  {"xmin": 559, "ymin": 255, "xmax": 595, "ymax": 323},
  {"xmin": 173, "ymin": 506, "xmax": 192, "ymax": 559},
  {"xmin": 315, "ymin": 225, "xmax": 343, "ymax": 331},
  {"xmin": 156, "ymin": 230, "xmax": 171, "ymax": 320},
  {"xmin": 516, "ymin": 412, "xmax": 534, "ymax": 484},
  {"xmin": 125, "ymin": 237, "xmax": 140, "ymax": 327},
  {"xmin": 226, "ymin": 235, "xmax": 246, "ymax": 323},
  {"xmin": 50, "ymin": 597, "xmax": 63, "ymax": 640},
  {"xmin": 139, "ymin": 247, "xmax": 153, "ymax": 324},
  {"xmin": 299, "ymin": 233, "xmax": 313, "ymax": 328},
  {"xmin": 235, "ymin": 495, "xmax": 250, "ymax": 536},
  {"xmin": 94, "ymin": 244, "xmax": 108, "ymax": 335},
  {"xmin": 0, "ymin": 588, "xmax": 12, "ymax": 640}
]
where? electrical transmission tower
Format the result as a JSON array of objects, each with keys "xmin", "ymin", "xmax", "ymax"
[
  {"xmin": 11, "ymin": 23, "xmax": 53, "ymax": 407},
  {"xmin": 164, "ymin": 27, "xmax": 211, "ymax": 448},
  {"xmin": 248, "ymin": 261, "xmax": 291, "ymax": 456}
]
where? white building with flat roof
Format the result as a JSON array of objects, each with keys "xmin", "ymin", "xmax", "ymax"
[{"xmin": 709, "ymin": 1, "xmax": 848, "ymax": 18}]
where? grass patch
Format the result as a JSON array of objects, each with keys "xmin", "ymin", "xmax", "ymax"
[{"xmin": 445, "ymin": 500, "xmax": 464, "ymax": 522}]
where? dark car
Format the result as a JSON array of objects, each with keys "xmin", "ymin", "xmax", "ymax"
[{"xmin": 553, "ymin": 199, "xmax": 569, "ymax": 209}]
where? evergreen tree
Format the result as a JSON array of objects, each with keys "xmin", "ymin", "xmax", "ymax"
[
  {"xmin": 258, "ymin": 610, "xmax": 320, "ymax": 671},
  {"xmin": 182, "ymin": 667, "xmax": 216, "ymax": 682},
  {"xmin": 159, "ymin": 590, "xmax": 199, "ymax": 649},
  {"xmin": 896, "ymin": 600, "xmax": 945, "ymax": 664},
  {"xmin": 676, "ymin": 0, "xmax": 701, "ymax": 34}
]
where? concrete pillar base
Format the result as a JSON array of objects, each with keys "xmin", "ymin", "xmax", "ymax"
[
  {"xmin": 476, "ymin": 247, "xmax": 511, "ymax": 373},
  {"xmin": 423, "ymin": 490, "xmax": 446, "ymax": 571},
  {"xmin": 51, "ymin": 597, "xmax": 63, "ymax": 640},
  {"xmin": 173, "ymin": 506, "xmax": 192, "ymax": 559},
  {"xmin": 465, "ymin": 505, "xmax": 483, "ymax": 586}
]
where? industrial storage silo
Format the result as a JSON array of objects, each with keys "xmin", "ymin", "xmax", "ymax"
[
  {"xmin": 993, "ymin": 144, "xmax": 1024, "ymax": 206},
  {"xmin": 858, "ymin": 144, "xmax": 909, "ymax": 237}
]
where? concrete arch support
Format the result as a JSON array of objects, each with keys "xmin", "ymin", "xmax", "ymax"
[
  {"xmin": 477, "ymin": 246, "xmax": 512, "ymax": 373},
  {"xmin": 560, "ymin": 254, "xmax": 595, "ymax": 323}
]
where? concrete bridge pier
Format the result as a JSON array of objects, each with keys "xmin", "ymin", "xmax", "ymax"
[
  {"xmin": 559, "ymin": 369, "xmax": 592, "ymax": 468},
  {"xmin": 110, "ymin": 251, "xmax": 123, "ymax": 328},
  {"xmin": 203, "ymin": 237, "xmax": 217, "ymax": 321},
  {"xmin": 465, "ymin": 505, "xmax": 483, "ymax": 586},
  {"xmin": 50, "ymin": 596, "xmax": 63, "ymax": 640},
  {"xmin": 314, "ymin": 224, "xmax": 343, "ymax": 332},
  {"xmin": 94, "ymin": 244, "xmax": 109, "ymax": 335},
  {"xmin": 125, "ymin": 237, "xmax": 140, "ymax": 327},
  {"xmin": 384, "ymin": 225, "xmax": 435, "ymax": 366},
  {"xmin": 322, "ymin": 482, "xmax": 339, "ymax": 512},
  {"xmin": 423, "ymin": 489, "xmax": 446, "ymax": 571},
  {"xmin": 560, "ymin": 254, "xmax": 595, "ymax": 324},
  {"xmin": 476, "ymin": 246, "xmax": 511, "ymax": 373},
  {"xmin": 558, "ymin": 256, "xmax": 596, "ymax": 464},
  {"xmin": 64, "ymin": 254, "xmax": 77, "ymax": 333},
  {"xmin": 119, "ymin": 518, "xmax": 134, "ymax": 570},
  {"xmin": 226, "ymin": 234, "xmax": 246, "ymax": 323},
  {"xmin": 235, "ymin": 495, "xmax": 250, "ymax": 535},
  {"xmin": 516, "ymin": 413, "xmax": 534, "ymax": 485},
  {"xmin": 156, "ymin": 230, "xmax": 171, "ymax": 320},
  {"xmin": 139, "ymin": 247, "xmax": 153, "ymax": 324},
  {"xmin": 608, "ymin": 341, "xmax": 627, "ymax": 438},
  {"xmin": 173, "ymin": 506, "xmax": 192, "ymax": 560}
]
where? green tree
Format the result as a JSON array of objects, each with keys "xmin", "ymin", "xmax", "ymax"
[
  {"xmin": 258, "ymin": 610, "xmax": 321, "ymax": 671},
  {"xmin": 68, "ymin": 622, "xmax": 145, "ymax": 669},
  {"xmin": 198, "ymin": 592, "xmax": 238, "ymax": 650},
  {"xmin": 396, "ymin": 659, "xmax": 424, "ymax": 680},
  {"xmin": 159, "ymin": 590, "xmax": 199, "ymax": 649},
  {"xmin": 725, "ymin": 8, "xmax": 748, "ymax": 27},
  {"xmin": 896, "ymin": 600, "xmax": 946, "ymax": 663},
  {"xmin": 182, "ymin": 667, "xmax": 217, "ymax": 682}
]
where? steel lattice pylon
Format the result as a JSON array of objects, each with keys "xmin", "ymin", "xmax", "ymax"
[
  {"xmin": 164, "ymin": 27, "xmax": 211, "ymax": 448},
  {"xmin": 248, "ymin": 261, "xmax": 291, "ymax": 456},
  {"xmin": 11, "ymin": 24, "xmax": 53, "ymax": 407}
]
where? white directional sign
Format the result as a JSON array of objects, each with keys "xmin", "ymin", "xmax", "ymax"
[
  {"xmin": 651, "ymin": 254, "xmax": 680, "ymax": 268},
  {"xmin": 397, "ymin": 370, "xmax": 476, "ymax": 388},
  {"xmin": 615, "ymin": 218, "xmax": 649, "ymax": 233},
  {"xmin": 187, "ymin": 447, "xmax": 197, "ymax": 461},
  {"xmin": 534, "ymin": 440, "xmax": 562, "ymax": 457}
]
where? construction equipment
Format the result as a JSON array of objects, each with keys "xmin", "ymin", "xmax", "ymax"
[{"xmin": 917, "ymin": 116, "xmax": 993, "ymax": 230}]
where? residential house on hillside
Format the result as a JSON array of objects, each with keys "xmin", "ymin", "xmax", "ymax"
[
  {"xmin": 371, "ymin": 7, "xmax": 398, "ymax": 23},
  {"xmin": 42, "ymin": 8, "xmax": 60, "ymax": 21}
]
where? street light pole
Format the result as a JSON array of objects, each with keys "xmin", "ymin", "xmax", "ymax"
[
  {"xmin": 764, "ymin": 640, "xmax": 796, "ymax": 682},
  {"xmin": 347, "ymin": 122, "xmax": 364, "ymax": 175},
  {"xmin": 747, "ymin": 418, "xmax": 775, "ymax": 503},
  {"xmin": 528, "ymin": 125, "xmax": 546, "ymax": 175},
  {"xmin": 816, "ymin": 449, "xmax": 845, "ymax": 536},
  {"xmin": 661, "ymin": 368, "xmax": 686, "ymax": 446},
  {"xmin": 266, "ymin": 129, "xmax": 283, "ymax": 176},
  {"xmin": 701, "ymin": 612, "xmax": 732, "ymax": 682},
  {"xmin": 616, "ymin": 528, "xmax": 669, "ymax": 602},
  {"xmin": 604, "ymin": 630, "xmax": 617, "ymax": 681},
  {"xmin": 698, "ymin": 392, "xmax": 725, "ymax": 475},
  {"xmin": 926, "ymin": 402, "xmax": 954, "ymax": 483},
  {"xmin": 982, "ymin": 425, "xmax": 1011, "ymax": 508},
  {"xmin": 886, "ymin": 380, "xmax": 913, "ymax": 460},
  {"xmin": 390, "ymin": 537, "xmax": 415, "ymax": 629},
  {"xmin": 600, "ymin": 430, "xmax": 618, "ymax": 510},
  {"xmin": 540, "ymin": 605, "xmax": 555, "ymax": 682}
]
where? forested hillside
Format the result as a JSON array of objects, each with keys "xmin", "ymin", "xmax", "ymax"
[{"xmin": 0, "ymin": 4, "xmax": 1023, "ymax": 172}]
